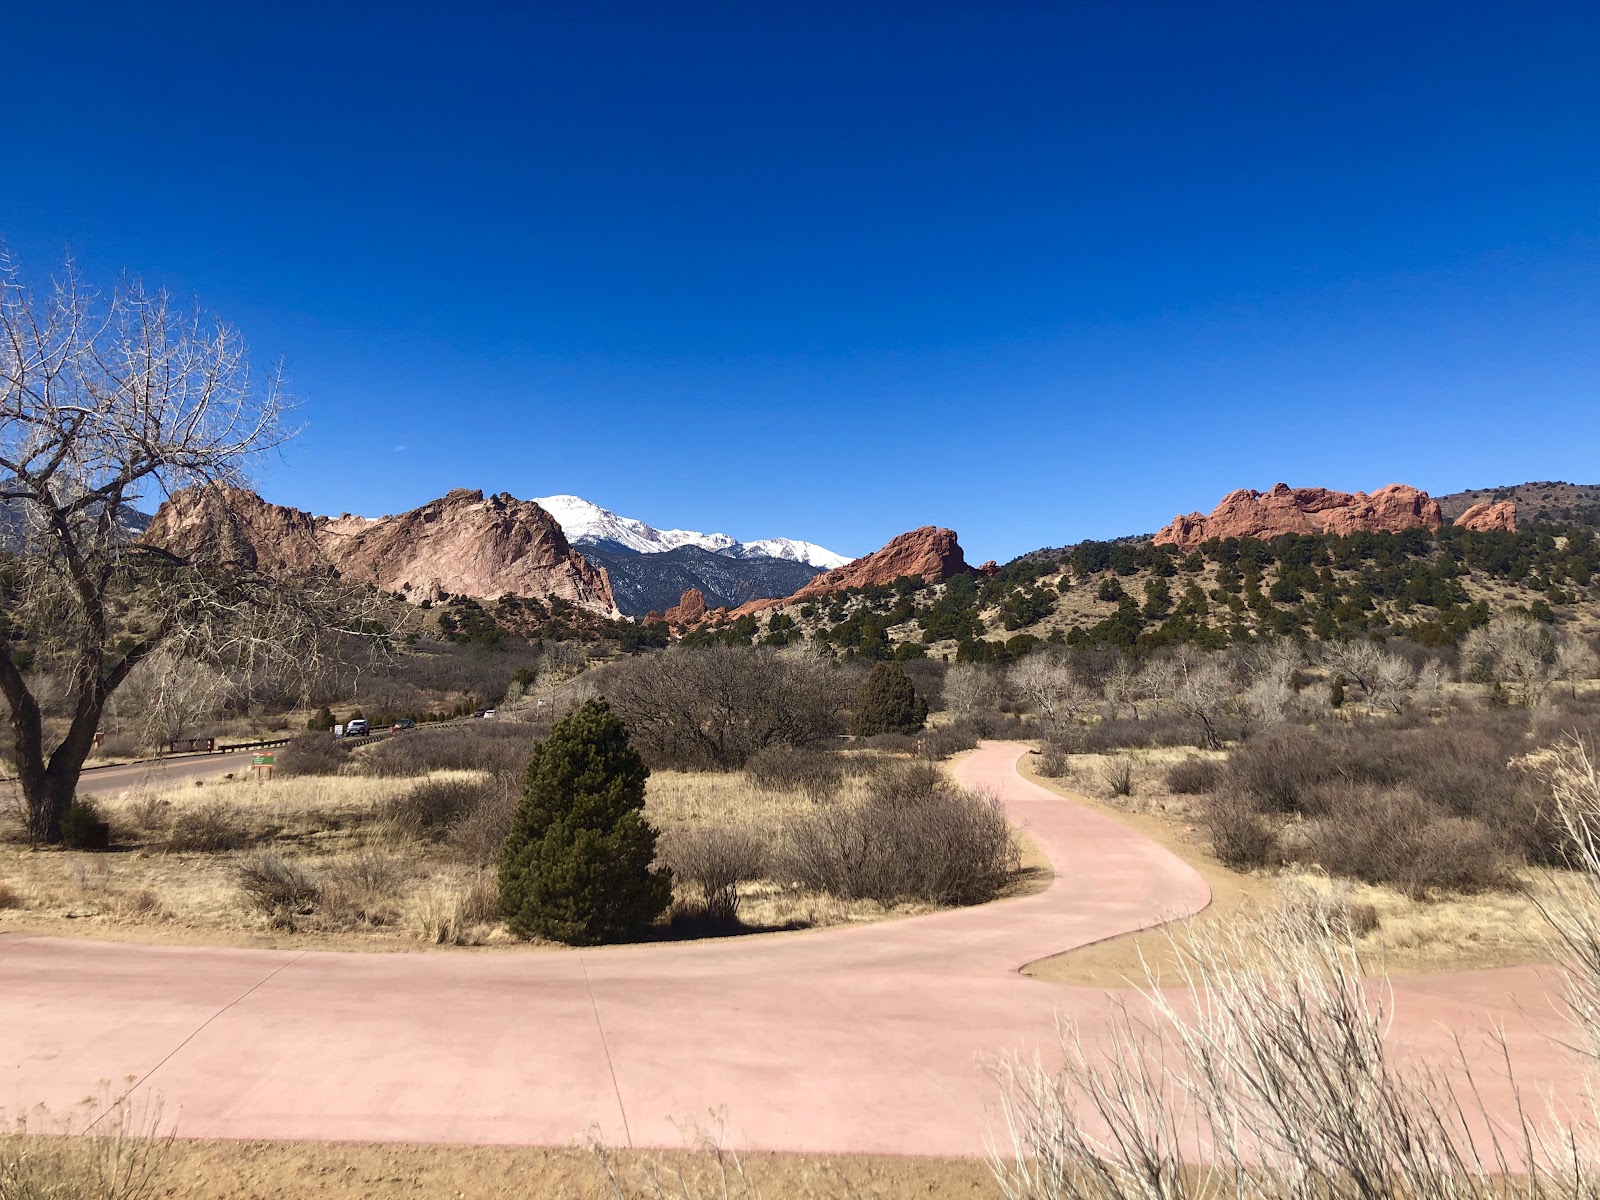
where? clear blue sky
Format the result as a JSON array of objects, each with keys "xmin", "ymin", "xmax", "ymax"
[{"xmin": 5, "ymin": 3, "xmax": 1598, "ymax": 562}]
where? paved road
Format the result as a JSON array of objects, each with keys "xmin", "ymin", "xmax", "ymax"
[
  {"xmin": 76, "ymin": 751, "xmax": 261, "ymax": 796},
  {"xmin": 0, "ymin": 743, "xmax": 1574, "ymax": 1154}
]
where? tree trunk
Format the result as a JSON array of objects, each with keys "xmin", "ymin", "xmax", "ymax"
[
  {"xmin": 18, "ymin": 698, "xmax": 107, "ymax": 846},
  {"xmin": 22, "ymin": 768, "xmax": 73, "ymax": 844}
]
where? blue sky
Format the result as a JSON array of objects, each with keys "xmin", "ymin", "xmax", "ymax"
[{"xmin": 5, "ymin": 2, "xmax": 1598, "ymax": 562}]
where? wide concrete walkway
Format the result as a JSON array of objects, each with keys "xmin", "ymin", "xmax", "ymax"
[{"xmin": 0, "ymin": 743, "xmax": 1573, "ymax": 1154}]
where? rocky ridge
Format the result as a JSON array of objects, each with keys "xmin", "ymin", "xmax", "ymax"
[
  {"xmin": 142, "ymin": 486, "xmax": 617, "ymax": 614},
  {"xmin": 1153, "ymin": 483, "xmax": 1448, "ymax": 548}
]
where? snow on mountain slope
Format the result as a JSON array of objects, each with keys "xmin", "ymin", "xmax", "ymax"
[
  {"xmin": 739, "ymin": 538, "xmax": 851, "ymax": 568},
  {"xmin": 535, "ymin": 495, "xmax": 848, "ymax": 568}
]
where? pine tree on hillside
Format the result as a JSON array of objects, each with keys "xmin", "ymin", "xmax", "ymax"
[
  {"xmin": 498, "ymin": 699, "xmax": 672, "ymax": 945},
  {"xmin": 851, "ymin": 662, "xmax": 928, "ymax": 737}
]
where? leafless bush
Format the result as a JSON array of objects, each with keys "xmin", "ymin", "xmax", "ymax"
[
  {"xmin": 1201, "ymin": 790, "xmax": 1276, "ymax": 870},
  {"xmin": 360, "ymin": 722, "xmax": 535, "ymax": 778},
  {"xmin": 917, "ymin": 720, "xmax": 981, "ymax": 761},
  {"xmin": 782, "ymin": 781, "xmax": 1017, "ymax": 906},
  {"xmin": 448, "ymin": 775, "xmax": 522, "ymax": 866},
  {"xmin": 1099, "ymin": 757, "xmax": 1133, "ymax": 798},
  {"xmin": 1053, "ymin": 713, "xmax": 1202, "ymax": 755},
  {"xmin": 857, "ymin": 732, "xmax": 919, "ymax": 753},
  {"xmin": 601, "ymin": 646, "xmax": 844, "ymax": 769},
  {"xmin": 322, "ymin": 852, "xmax": 405, "ymax": 926},
  {"xmin": 236, "ymin": 851, "xmax": 321, "ymax": 916},
  {"xmin": 661, "ymin": 826, "xmax": 767, "ymax": 928},
  {"xmin": 1035, "ymin": 747, "xmax": 1072, "ymax": 779},
  {"xmin": 1163, "ymin": 756, "xmax": 1220, "ymax": 795},
  {"xmin": 275, "ymin": 732, "xmax": 352, "ymax": 778},
  {"xmin": 123, "ymin": 793, "xmax": 169, "ymax": 836},
  {"xmin": 744, "ymin": 746, "xmax": 844, "ymax": 801},
  {"xmin": 1304, "ymin": 788, "xmax": 1507, "ymax": 898},
  {"xmin": 382, "ymin": 777, "xmax": 485, "ymax": 839},
  {"xmin": 163, "ymin": 801, "xmax": 248, "ymax": 853}
]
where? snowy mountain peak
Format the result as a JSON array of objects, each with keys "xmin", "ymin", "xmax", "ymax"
[{"xmin": 534, "ymin": 495, "xmax": 849, "ymax": 569}]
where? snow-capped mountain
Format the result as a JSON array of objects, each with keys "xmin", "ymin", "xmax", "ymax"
[{"xmin": 535, "ymin": 495, "xmax": 849, "ymax": 569}]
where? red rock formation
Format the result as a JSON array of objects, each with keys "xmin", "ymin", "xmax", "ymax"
[
  {"xmin": 1153, "ymin": 483, "xmax": 1445, "ymax": 548},
  {"xmin": 143, "ymin": 486, "xmax": 617, "ymax": 614},
  {"xmin": 140, "ymin": 485, "xmax": 325, "ymax": 573},
  {"xmin": 1453, "ymin": 500, "xmax": 1517, "ymax": 533},
  {"xmin": 976, "ymin": 560, "xmax": 1000, "ymax": 577},
  {"xmin": 662, "ymin": 587, "xmax": 708, "ymax": 628},
  {"xmin": 726, "ymin": 526, "xmax": 968, "ymax": 619}
]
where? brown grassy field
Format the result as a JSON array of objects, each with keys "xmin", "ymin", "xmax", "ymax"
[
  {"xmin": 0, "ymin": 750, "xmax": 1043, "ymax": 950},
  {"xmin": 1018, "ymin": 747, "xmax": 1559, "ymax": 984}
]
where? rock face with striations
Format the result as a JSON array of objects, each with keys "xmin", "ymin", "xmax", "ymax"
[
  {"xmin": 140, "ymin": 485, "xmax": 326, "ymax": 574},
  {"xmin": 1453, "ymin": 500, "xmax": 1518, "ymax": 534},
  {"xmin": 1153, "ymin": 483, "xmax": 1445, "ymax": 548},
  {"xmin": 143, "ymin": 486, "xmax": 616, "ymax": 614},
  {"xmin": 725, "ymin": 526, "xmax": 969, "ymax": 619}
]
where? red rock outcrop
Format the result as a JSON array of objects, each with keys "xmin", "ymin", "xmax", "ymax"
[
  {"xmin": 140, "ymin": 485, "xmax": 325, "ymax": 573},
  {"xmin": 1153, "ymin": 483, "xmax": 1445, "ymax": 548},
  {"xmin": 662, "ymin": 587, "xmax": 708, "ymax": 628},
  {"xmin": 143, "ymin": 486, "xmax": 617, "ymax": 614},
  {"xmin": 725, "ymin": 526, "xmax": 968, "ymax": 619},
  {"xmin": 1453, "ymin": 500, "xmax": 1517, "ymax": 533}
]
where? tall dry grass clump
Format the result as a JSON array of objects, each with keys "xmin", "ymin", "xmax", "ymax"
[
  {"xmin": 0, "ymin": 1091, "xmax": 172, "ymax": 1200},
  {"xmin": 992, "ymin": 731, "xmax": 1600, "ymax": 1200}
]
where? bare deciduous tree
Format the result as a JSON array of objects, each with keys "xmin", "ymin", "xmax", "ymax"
[
  {"xmin": 0, "ymin": 256, "xmax": 377, "ymax": 842},
  {"xmin": 1461, "ymin": 614, "xmax": 1555, "ymax": 707},
  {"xmin": 1009, "ymin": 654, "xmax": 1093, "ymax": 733},
  {"xmin": 1553, "ymin": 634, "xmax": 1600, "ymax": 701}
]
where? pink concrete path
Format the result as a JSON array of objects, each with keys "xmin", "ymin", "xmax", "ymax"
[{"xmin": 0, "ymin": 743, "xmax": 1573, "ymax": 1154}]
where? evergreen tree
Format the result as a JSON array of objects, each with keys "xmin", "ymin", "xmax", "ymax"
[
  {"xmin": 498, "ymin": 699, "xmax": 672, "ymax": 945},
  {"xmin": 850, "ymin": 662, "xmax": 928, "ymax": 736}
]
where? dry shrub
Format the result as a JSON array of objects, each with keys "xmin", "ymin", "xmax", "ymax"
[
  {"xmin": 1202, "ymin": 790, "xmax": 1276, "ymax": 870},
  {"xmin": 864, "ymin": 760, "xmax": 946, "ymax": 805},
  {"xmin": 1164, "ymin": 755, "xmax": 1221, "ymax": 795},
  {"xmin": 1099, "ymin": 756, "xmax": 1134, "ymax": 798},
  {"xmin": 236, "ymin": 851, "xmax": 321, "ymax": 917},
  {"xmin": 1035, "ymin": 747, "xmax": 1072, "ymax": 779},
  {"xmin": 274, "ymin": 732, "xmax": 352, "ymax": 777},
  {"xmin": 990, "ymin": 904, "xmax": 1558, "ymax": 1200},
  {"xmin": 782, "ymin": 781, "xmax": 1017, "ymax": 907},
  {"xmin": 448, "ymin": 775, "xmax": 521, "ymax": 866},
  {"xmin": 857, "ymin": 731, "xmax": 918, "ymax": 754},
  {"xmin": 322, "ymin": 852, "xmax": 405, "ymax": 926},
  {"xmin": 0, "ymin": 881, "xmax": 18, "ymax": 909},
  {"xmin": 1054, "ymin": 712, "xmax": 1203, "ymax": 754},
  {"xmin": 383, "ymin": 777, "xmax": 484, "ymax": 838},
  {"xmin": 661, "ymin": 826, "xmax": 767, "ymax": 928},
  {"xmin": 163, "ymin": 801, "xmax": 248, "ymax": 853},
  {"xmin": 743, "ymin": 746, "xmax": 844, "ymax": 802},
  {"xmin": 917, "ymin": 720, "xmax": 980, "ymax": 761},
  {"xmin": 123, "ymin": 793, "xmax": 169, "ymax": 836},
  {"xmin": 1304, "ymin": 788, "xmax": 1507, "ymax": 898},
  {"xmin": 361, "ymin": 722, "xmax": 534, "ymax": 778}
]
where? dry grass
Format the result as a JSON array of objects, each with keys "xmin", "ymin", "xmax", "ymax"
[
  {"xmin": 1019, "ymin": 749, "xmax": 1558, "ymax": 984},
  {"xmin": 23, "ymin": 1135, "xmax": 997, "ymax": 1199},
  {"xmin": 0, "ymin": 751, "xmax": 1037, "ymax": 949}
]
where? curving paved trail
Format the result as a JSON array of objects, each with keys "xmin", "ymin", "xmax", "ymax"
[{"xmin": 0, "ymin": 743, "xmax": 1574, "ymax": 1154}]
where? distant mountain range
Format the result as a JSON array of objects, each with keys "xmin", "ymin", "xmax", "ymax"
[
  {"xmin": 578, "ymin": 543, "xmax": 827, "ymax": 616},
  {"xmin": 534, "ymin": 495, "xmax": 848, "ymax": 568},
  {"xmin": 532, "ymin": 495, "xmax": 850, "ymax": 616}
]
